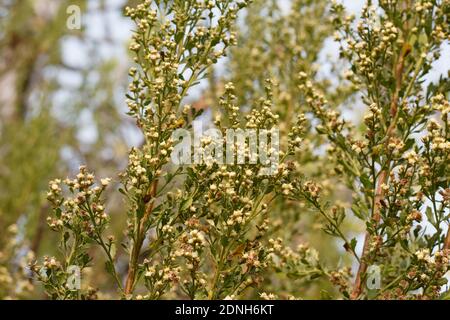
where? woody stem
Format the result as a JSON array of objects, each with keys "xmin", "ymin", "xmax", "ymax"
[{"xmin": 124, "ymin": 180, "xmax": 158, "ymax": 295}]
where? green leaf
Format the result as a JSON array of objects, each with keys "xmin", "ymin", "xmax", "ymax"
[
  {"xmin": 109, "ymin": 242, "xmax": 117, "ymax": 259},
  {"xmin": 404, "ymin": 138, "xmax": 415, "ymax": 151},
  {"xmin": 367, "ymin": 289, "xmax": 378, "ymax": 299},
  {"xmin": 180, "ymin": 197, "xmax": 193, "ymax": 212},
  {"xmin": 425, "ymin": 207, "xmax": 435, "ymax": 224},
  {"xmin": 360, "ymin": 173, "xmax": 372, "ymax": 190},
  {"xmin": 440, "ymin": 290, "xmax": 450, "ymax": 300},
  {"xmin": 400, "ymin": 239, "xmax": 409, "ymax": 251},
  {"xmin": 350, "ymin": 238, "xmax": 357, "ymax": 251},
  {"xmin": 63, "ymin": 231, "xmax": 70, "ymax": 245},
  {"xmin": 320, "ymin": 290, "xmax": 333, "ymax": 299},
  {"xmin": 309, "ymin": 273, "xmax": 322, "ymax": 280},
  {"xmin": 221, "ymin": 237, "xmax": 229, "ymax": 247},
  {"xmin": 105, "ymin": 260, "xmax": 115, "ymax": 276},
  {"xmin": 351, "ymin": 204, "xmax": 364, "ymax": 220},
  {"xmin": 175, "ymin": 32, "xmax": 184, "ymax": 44}
]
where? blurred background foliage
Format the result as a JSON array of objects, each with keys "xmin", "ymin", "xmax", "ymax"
[
  {"xmin": 0, "ymin": 0, "xmax": 132, "ymax": 298},
  {"xmin": 0, "ymin": 0, "xmax": 448, "ymax": 299}
]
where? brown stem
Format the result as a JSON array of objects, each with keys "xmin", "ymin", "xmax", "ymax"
[
  {"xmin": 124, "ymin": 180, "xmax": 158, "ymax": 295},
  {"xmin": 444, "ymin": 228, "xmax": 450, "ymax": 251},
  {"xmin": 351, "ymin": 42, "xmax": 411, "ymax": 300}
]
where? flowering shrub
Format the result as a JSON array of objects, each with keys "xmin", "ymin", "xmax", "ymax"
[{"xmin": 23, "ymin": 0, "xmax": 450, "ymax": 300}]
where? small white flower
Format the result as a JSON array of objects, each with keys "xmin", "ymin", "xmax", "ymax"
[{"xmin": 101, "ymin": 178, "xmax": 111, "ymax": 187}]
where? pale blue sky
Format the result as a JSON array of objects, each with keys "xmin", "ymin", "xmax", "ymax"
[
  {"xmin": 61, "ymin": 0, "xmax": 449, "ymax": 146},
  {"xmin": 57, "ymin": 0, "xmax": 450, "ymax": 163}
]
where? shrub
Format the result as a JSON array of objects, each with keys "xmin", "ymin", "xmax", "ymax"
[{"xmin": 24, "ymin": 0, "xmax": 450, "ymax": 300}]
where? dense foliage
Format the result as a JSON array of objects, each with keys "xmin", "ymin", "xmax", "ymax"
[{"xmin": 0, "ymin": 0, "xmax": 449, "ymax": 300}]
